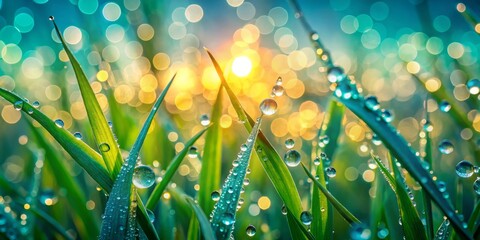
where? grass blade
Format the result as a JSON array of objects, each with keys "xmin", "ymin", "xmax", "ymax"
[
  {"xmin": 100, "ymin": 75, "xmax": 174, "ymax": 239},
  {"xmin": 434, "ymin": 218, "xmax": 452, "ymax": 240},
  {"xmin": 206, "ymin": 49, "xmax": 306, "ymax": 240},
  {"xmin": 187, "ymin": 215, "xmax": 200, "ymax": 240},
  {"xmin": 186, "ymin": 197, "xmax": 216, "ymax": 240},
  {"xmin": 301, "ymin": 163, "xmax": 361, "ymax": 225},
  {"xmin": 146, "ymin": 126, "xmax": 210, "ymax": 209},
  {"xmin": 51, "ymin": 18, "xmax": 123, "ymax": 176},
  {"xmin": 320, "ymin": 100, "xmax": 344, "ymax": 158},
  {"xmin": 198, "ymin": 87, "xmax": 223, "ymax": 214},
  {"xmin": 284, "ymin": 206, "xmax": 316, "ymax": 240},
  {"xmin": 422, "ymin": 99, "xmax": 434, "ymax": 240},
  {"xmin": 210, "ymin": 116, "xmax": 263, "ymax": 240},
  {"xmin": 333, "ymin": 78, "xmax": 473, "ymax": 239},
  {"xmin": 30, "ymin": 207, "xmax": 74, "ymax": 240}
]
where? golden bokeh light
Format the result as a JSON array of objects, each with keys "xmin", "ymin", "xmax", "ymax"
[{"xmin": 231, "ymin": 56, "xmax": 252, "ymax": 77}]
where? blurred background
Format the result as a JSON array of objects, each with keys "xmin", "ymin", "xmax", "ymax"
[{"xmin": 0, "ymin": 0, "xmax": 479, "ymax": 239}]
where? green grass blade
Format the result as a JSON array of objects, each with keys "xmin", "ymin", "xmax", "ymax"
[
  {"xmin": 370, "ymin": 169, "xmax": 386, "ymax": 240},
  {"xmin": 51, "ymin": 19, "xmax": 124, "ymax": 176},
  {"xmin": 468, "ymin": 201, "xmax": 480, "ymax": 231},
  {"xmin": 186, "ymin": 197, "xmax": 216, "ymax": 240},
  {"xmin": 284, "ymin": 206, "xmax": 316, "ymax": 240},
  {"xmin": 198, "ymin": 87, "xmax": 223, "ymax": 214},
  {"xmin": 146, "ymin": 126, "xmax": 210, "ymax": 209},
  {"xmin": 301, "ymin": 163, "xmax": 361, "ymax": 225},
  {"xmin": 320, "ymin": 100, "xmax": 344, "ymax": 158},
  {"xmin": 28, "ymin": 122, "xmax": 99, "ymax": 238},
  {"xmin": 333, "ymin": 78, "xmax": 473, "ymax": 239},
  {"xmin": 434, "ymin": 218, "xmax": 452, "ymax": 240},
  {"xmin": 206, "ymin": 49, "xmax": 306, "ymax": 240},
  {"xmin": 30, "ymin": 207, "xmax": 74, "ymax": 240},
  {"xmin": 187, "ymin": 215, "xmax": 200, "ymax": 240},
  {"xmin": 100, "ymin": 75, "xmax": 174, "ymax": 239},
  {"xmin": 210, "ymin": 117, "xmax": 263, "ymax": 240},
  {"xmin": 422, "ymin": 100, "xmax": 434, "ymax": 240}
]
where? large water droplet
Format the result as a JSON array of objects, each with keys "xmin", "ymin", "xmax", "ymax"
[
  {"xmin": 259, "ymin": 98, "xmax": 277, "ymax": 116},
  {"xmin": 285, "ymin": 138, "xmax": 295, "ymax": 149},
  {"xmin": 350, "ymin": 223, "xmax": 372, "ymax": 240},
  {"xmin": 439, "ymin": 100, "xmax": 451, "ymax": 112},
  {"xmin": 13, "ymin": 101, "xmax": 23, "ymax": 111},
  {"xmin": 246, "ymin": 225, "xmax": 256, "ymax": 237},
  {"xmin": 147, "ymin": 209, "xmax": 155, "ymax": 222},
  {"xmin": 99, "ymin": 143, "xmax": 111, "ymax": 152},
  {"xmin": 188, "ymin": 146, "xmax": 198, "ymax": 158},
  {"xmin": 364, "ymin": 96, "xmax": 380, "ymax": 111},
  {"xmin": 438, "ymin": 139, "xmax": 454, "ymax": 155},
  {"xmin": 327, "ymin": 66, "xmax": 345, "ymax": 83},
  {"xmin": 200, "ymin": 114, "xmax": 210, "ymax": 126},
  {"xmin": 455, "ymin": 160, "xmax": 474, "ymax": 178},
  {"xmin": 325, "ymin": 167, "xmax": 337, "ymax": 178},
  {"xmin": 271, "ymin": 85, "xmax": 284, "ymax": 97},
  {"xmin": 211, "ymin": 191, "xmax": 220, "ymax": 201},
  {"xmin": 284, "ymin": 149, "xmax": 301, "ymax": 167},
  {"xmin": 300, "ymin": 211, "xmax": 312, "ymax": 226},
  {"xmin": 221, "ymin": 213, "xmax": 235, "ymax": 226},
  {"xmin": 467, "ymin": 79, "xmax": 480, "ymax": 95},
  {"xmin": 473, "ymin": 178, "xmax": 480, "ymax": 195},
  {"xmin": 133, "ymin": 165, "xmax": 156, "ymax": 188},
  {"xmin": 54, "ymin": 119, "xmax": 64, "ymax": 128}
]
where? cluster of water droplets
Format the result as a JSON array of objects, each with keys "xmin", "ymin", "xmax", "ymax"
[{"xmin": 283, "ymin": 138, "xmax": 301, "ymax": 167}]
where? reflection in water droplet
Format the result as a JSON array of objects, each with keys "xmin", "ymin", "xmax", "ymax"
[
  {"xmin": 13, "ymin": 100, "xmax": 23, "ymax": 111},
  {"xmin": 259, "ymin": 98, "xmax": 277, "ymax": 116},
  {"xmin": 188, "ymin": 146, "xmax": 198, "ymax": 158},
  {"xmin": 455, "ymin": 160, "xmax": 474, "ymax": 178},
  {"xmin": 283, "ymin": 149, "xmax": 301, "ymax": 167},
  {"xmin": 211, "ymin": 191, "xmax": 220, "ymax": 201},
  {"xmin": 327, "ymin": 66, "xmax": 345, "ymax": 83},
  {"xmin": 285, "ymin": 138, "xmax": 295, "ymax": 149},
  {"xmin": 133, "ymin": 165, "xmax": 156, "ymax": 188},
  {"xmin": 246, "ymin": 225, "xmax": 256, "ymax": 237},
  {"xmin": 74, "ymin": 132, "xmax": 83, "ymax": 140},
  {"xmin": 438, "ymin": 139, "xmax": 454, "ymax": 155},
  {"xmin": 99, "ymin": 143, "xmax": 111, "ymax": 152},
  {"xmin": 300, "ymin": 211, "xmax": 312, "ymax": 226},
  {"xmin": 325, "ymin": 167, "xmax": 337, "ymax": 177},
  {"xmin": 54, "ymin": 119, "xmax": 64, "ymax": 128},
  {"xmin": 200, "ymin": 114, "xmax": 210, "ymax": 126},
  {"xmin": 439, "ymin": 100, "xmax": 451, "ymax": 112}
]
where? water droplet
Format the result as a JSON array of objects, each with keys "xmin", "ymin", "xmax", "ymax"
[
  {"xmin": 372, "ymin": 134, "xmax": 382, "ymax": 146},
  {"xmin": 259, "ymin": 98, "xmax": 278, "ymax": 116},
  {"xmin": 313, "ymin": 157, "xmax": 321, "ymax": 166},
  {"xmin": 276, "ymin": 77, "xmax": 283, "ymax": 86},
  {"xmin": 133, "ymin": 165, "xmax": 156, "ymax": 188},
  {"xmin": 377, "ymin": 227, "xmax": 389, "ymax": 239},
  {"xmin": 32, "ymin": 101, "xmax": 40, "ymax": 108},
  {"xmin": 439, "ymin": 100, "xmax": 451, "ymax": 112},
  {"xmin": 455, "ymin": 160, "xmax": 475, "ymax": 178},
  {"xmin": 285, "ymin": 138, "xmax": 295, "ymax": 149},
  {"xmin": 473, "ymin": 178, "xmax": 480, "ymax": 195},
  {"xmin": 54, "ymin": 119, "xmax": 64, "ymax": 128},
  {"xmin": 300, "ymin": 211, "xmax": 312, "ymax": 226},
  {"xmin": 188, "ymin": 146, "xmax": 198, "ymax": 158},
  {"xmin": 350, "ymin": 223, "xmax": 372, "ymax": 240},
  {"xmin": 364, "ymin": 96, "xmax": 380, "ymax": 111},
  {"xmin": 325, "ymin": 167, "xmax": 336, "ymax": 178},
  {"xmin": 422, "ymin": 119, "xmax": 433, "ymax": 132},
  {"xmin": 99, "ymin": 143, "xmax": 111, "ymax": 152},
  {"xmin": 334, "ymin": 82, "xmax": 353, "ymax": 99},
  {"xmin": 240, "ymin": 144, "xmax": 248, "ymax": 151},
  {"xmin": 327, "ymin": 66, "xmax": 345, "ymax": 83},
  {"xmin": 74, "ymin": 132, "xmax": 83, "ymax": 140},
  {"xmin": 281, "ymin": 205, "xmax": 287, "ymax": 215},
  {"xmin": 39, "ymin": 189, "xmax": 58, "ymax": 206},
  {"xmin": 319, "ymin": 135, "xmax": 330, "ymax": 145},
  {"xmin": 200, "ymin": 114, "xmax": 210, "ymax": 126},
  {"xmin": 49, "ymin": 16, "xmax": 54, "ymax": 21},
  {"xmin": 211, "ymin": 191, "xmax": 220, "ymax": 201},
  {"xmin": 271, "ymin": 85, "xmax": 284, "ymax": 97},
  {"xmin": 381, "ymin": 109, "xmax": 394, "ymax": 123},
  {"xmin": 13, "ymin": 101, "xmax": 23, "ymax": 111},
  {"xmin": 246, "ymin": 225, "xmax": 256, "ymax": 237},
  {"xmin": 437, "ymin": 181, "xmax": 447, "ymax": 192},
  {"xmin": 232, "ymin": 160, "xmax": 239, "ymax": 167},
  {"xmin": 467, "ymin": 79, "xmax": 480, "ymax": 95},
  {"xmin": 147, "ymin": 209, "xmax": 155, "ymax": 222},
  {"xmin": 283, "ymin": 149, "xmax": 301, "ymax": 167},
  {"xmin": 221, "ymin": 213, "xmax": 235, "ymax": 226},
  {"xmin": 438, "ymin": 140, "xmax": 454, "ymax": 155},
  {"xmin": 311, "ymin": 33, "xmax": 319, "ymax": 40}
]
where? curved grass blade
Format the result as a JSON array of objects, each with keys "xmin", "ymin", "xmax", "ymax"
[
  {"xmin": 100, "ymin": 75, "xmax": 175, "ymax": 239},
  {"xmin": 421, "ymin": 98, "xmax": 434, "ymax": 240},
  {"xmin": 187, "ymin": 214, "xmax": 200, "ymax": 240},
  {"xmin": 29, "ymin": 122, "xmax": 99, "ymax": 238},
  {"xmin": 206, "ymin": 49, "xmax": 306, "ymax": 240},
  {"xmin": 319, "ymin": 99, "xmax": 344, "ymax": 159},
  {"xmin": 210, "ymin": 117, "xmax": 262, "ymax": 240},
  {"xmin": 301, "ymin": 163, "xmax": 361, "ymax": 225},
  {"xmin": 146, "ymin": 126, "xmax": 210, "ymax": 209},
  {"xmin": 434, "ymin": 218, "xmax": 452, "ymax": 240},
  {"xmin": 284, "ymin": 206, "xmax": 316, "ymax": 240},
  {"xmin": 198, "ymin": 87, "xmax": 223, "ymax": 215},
  {"xmin": 51, "ymin": 18, "xmax": 122, "ymax": 176},
  {"xmin": 186, "ymin": 197, "xmax": 216, "ymax": 240},
  {"xmin": 372, "ymin": 154, "xmax": 427, "ymax": 240},
  {"xmin": 468, "ymin": 201, "xmax": 480, "ymax": 232},
  {"xmin": 333, "ymin": 78, "xmax": 472, "ymax": 239}
]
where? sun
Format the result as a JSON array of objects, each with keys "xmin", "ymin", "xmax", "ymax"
[{"xmin": 231, "ymin": 56, "xmax": 252, "ymax": 77}]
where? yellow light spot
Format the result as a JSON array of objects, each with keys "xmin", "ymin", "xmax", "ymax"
[
  {"xmin": 457, "ymin": 3, "xmax": 466, "ymax": 12},
  {"xmin": 406, "ymin": 61, "xmax": 420, "ymax": 74},
  {"xmin": 362, "ymin": 170, "xmax": 375, "ymax": 182},
  {"xmin": 153, "ymin": 52, "xmax": 170, "ymax": 70},
  {"xmin": 2, "ymin": 105, "xmax": 21, "ymax": 124},
  {"xmin": 258, "ymin": 196, "xmax": 271, "ymax": 210},
  {"xmin": 23, "ymin": 203, "xmax": 30, "ymax": 210},
  {"xmin": 86, "ymin": 200, "xmax": 96, "ymax": 210},
  {"xmin": 231, "ymin": 56, "xmax": 252, "ymax": 77},
  {"xmin": 475, "ymin": 23, "xmax": 480, "ymax": 34},
  {"xmin": 163, "ymin": 192, "xmax": 171, "ymax": 200},
  {"xmin": 220, "ymin": 114, "xmax": 233, "ymax": 128},
  {"xmin": 168, "ymin": 132, "xmax": 178, "ymax": 142},
  {"xmin": 137, "ymin": 24, "xmax": 155, "ymax": 41},
  {"xmin": 425, "ymin": 77, "xmax": 441, "ymax": 92},
  {"xmin": 96, "ymin": 70, "xmax": 109, "ymax": 82},
  {"xmin": 140, "ymin": 74, "xmax": 158, "ymax": 92}
]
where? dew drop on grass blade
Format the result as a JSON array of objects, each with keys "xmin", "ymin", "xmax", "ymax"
[{"xmin": 210, "ymin": 116, "xmax": 263, "ymax": 240}]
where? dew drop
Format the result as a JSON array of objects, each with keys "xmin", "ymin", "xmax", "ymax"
[
  {"xmin": 188, "ymin": 146, "xmax": 198, "ymax": 158},
  {"xmin": 423, "ymin": 119, "xmax": 433, "ymax": 132},
  {"xmin": 147, "ymin": 209, "xmax": 155, "ymax": 222},
  {"xmin": 271, "ymin": 85, "xmax": 284, "ymax": 97},
  {"xmin": 438, "ymin": 139, "xmax": 454, "ymax": 155},
  {"xmin": 240, "ymin": 144, "xmax": 248, "ymax": 151},
  {"xmin": 39, "ymin": 189, "xmax": 58, "ymax": 206},
  {"xmin": 327, "ymin": 66, "xmax": 345, "ymax": 83},
  {"xmin": 243, "ymin": 178, "xmax": 250, "ymax": 186},
  {"xmin": 371, "ymin": 134, "xmax": 382, "ymax": 146},
  {"xmin": 437, "ymin": 181, "xmax": 447, "ymax": 192},
  {"xmin": 325, "ymin": 167, "xmax": 337, "ymax": 178},
  {"xmin": 439, "ymin": 100, "xmax": 451, "ymax": 112},
  {"xmin": 221, "ymin": 213, "xmax": 235, "ymax": 226},
  {"xmin": 281, "ymin": 205, "xmax": 287, "ymax": 215},
  {"xmin": 319, "ymin": 135, "xmax": 330, "ymax": 145},
  {"xmin": 73, "ymin": 132, "xmax": 83, "ymax": 140},
  {"xmin": 259, "ymin": 98, "xmax": 278, "ymax": 116},
  {"xmin": 300, "ymin": 211, "xmax": 312, "ymax": 226},
  {"xmin": 455, "ymin": 160, "xmax": 474, "ymax": 178},
  {"xmin": 32, "ymin": 101, "xmax": 40, "ymax": 108},
  {"xmin": 467, "ymin": 79, "xmax": 480, "ymax": 95},
  {"xmin": 364, "ymin": 96, "xmax": 380, "ymax": 111},
  {"xmin": 313, "ymin": 157, "xmax": 321, "ymax": 166},
  {"xmin": 285, "ymin": 138, "xmax": 295, "ymax": 149},
  {"xmin": 133, "ymin": 165, "xmax": 156, "ymax": 188},
  {"xmin": 350, "ymin": 223, "xmax": 372, "ymax": 240},
  {"xmin": 377, "ymin": 227, "xmax": 389, "ymax": 239},
  {"xmin": 54, "ymin": 119, "xmax": 64, "ymax": 128},
  {"xmin": 276, "ymin": 77, "xmax": 283, "ymax": 86},
  {"xmin": 381, "ymin": 109, "xmax": 394, "ymax": 123},
  {"xmin": 211, "ymin": 191, "xmax": 220, "ymax": 201},
  {"xmin": 99, "ymin": 143, "xmax": 111, "ymax": 152},
  {"xmin": 48, "ymin": 16, "xmax": 54, "ymax": 21},
  {"xmin": 283, "ymin": 149, "xmax": 301, "ymax": 167},
  {"xmin": 473, "ymin": 178, "xmax": 480, "ymax": 195},
  {"xmin": 246, "ymin": 225, "xmax": 256, "ymax": 237},
  {"xmin": 334, "ymin": 82, "xmax": 353, "ymax": 99},
  {"xmin": 200, "ymin": 114, "xmax": 210, "ymax": 126},
  {"xmin": 13, "ymin": 100, "xmax": 23, "ymax": 111}
]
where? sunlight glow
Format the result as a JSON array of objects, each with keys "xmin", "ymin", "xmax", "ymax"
[{"xmin": 231, "ymin": 56, "xmax": 252, "ymax": 77}]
